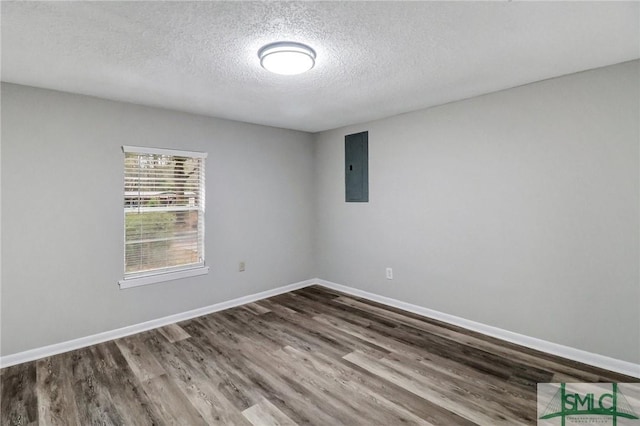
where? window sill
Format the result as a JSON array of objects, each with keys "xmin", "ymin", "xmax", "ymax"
[{"xmin": 118, "ymin": 266, "xmax": 209, "ymax": 289}]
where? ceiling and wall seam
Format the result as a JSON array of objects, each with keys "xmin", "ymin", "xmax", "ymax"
[{"xmin": 2, "ymin": 1, "xmax": 638, "ymax": 132}]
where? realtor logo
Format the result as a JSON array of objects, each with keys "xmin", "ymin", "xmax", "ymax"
[{"xmin": 538, "ymin": 383, "xmax": 640, "ymax": 425}]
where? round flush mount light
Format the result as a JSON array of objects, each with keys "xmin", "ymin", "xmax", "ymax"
[{"xmin": 258, "ymin": 41, "xmax": 316, "ymax": 75}]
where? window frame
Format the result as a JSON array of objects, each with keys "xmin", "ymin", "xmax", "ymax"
[{"xmin": 118, "ymin": 145, "xmax": 208, "ymax": 289}]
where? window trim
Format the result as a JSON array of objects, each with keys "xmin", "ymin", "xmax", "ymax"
[
  {"xmin": 118, "ymin": 265, "xmax": 209, "ymax": 289},
  {"xmin": 122, "ymin": 145, "xmax": 207, "ymax": 159},
  {"xmin": 120, "ymin": 145, "xmax": 208, "ymax": 289}
]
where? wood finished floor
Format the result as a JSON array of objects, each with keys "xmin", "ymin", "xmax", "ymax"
[{"xmin": 1, "ymin": 285, "xmax": 635, "ymax": 426}]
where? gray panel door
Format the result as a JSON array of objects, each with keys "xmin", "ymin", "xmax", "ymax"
[{"xmin": 345, "ymin": 131, "xmax": 368, "ymax": 202}]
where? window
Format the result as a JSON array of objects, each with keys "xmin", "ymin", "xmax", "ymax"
[{"xmin": 119, "ymin": 146, "xmax": 208, "ymax": 289}]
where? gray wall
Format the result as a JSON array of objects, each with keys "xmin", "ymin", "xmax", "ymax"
[
  {"xmin": 1, "ymin": 83, "xmax": 315, "ymax": 356},
  {"xmin": 3, "ymin": 61, "xmax": 638, "ymax": 365},
  {"xmin": 314, "ymin": 61, "xmax": 640, "ymax": 363}
]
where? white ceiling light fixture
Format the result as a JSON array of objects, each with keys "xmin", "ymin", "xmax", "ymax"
[{"xmin": 258, "ymin": 41, "xmax": 316, "ymax": 75}]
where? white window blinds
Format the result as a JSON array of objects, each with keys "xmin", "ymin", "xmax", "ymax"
[{"xmin": 122, "ymin": 146, "xmax": 206, "ymax": 280}]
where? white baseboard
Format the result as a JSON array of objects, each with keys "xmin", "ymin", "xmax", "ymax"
[
  {"xmin": 0, "ymin": 279, "xmax": 315, "ymax": 368},
  {"xmin": 3, "ymin": 277, "xmax": 638, "ymax": 379},
  {"xmin": 314, "ymin": 279, "xmax": 640, "ymax": 379}
]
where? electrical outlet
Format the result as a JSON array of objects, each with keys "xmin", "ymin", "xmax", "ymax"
[
  {"xmin": 239, "ymin": 261, "xmax": 246, "ymax": 272},
  {"xmin": 386, "ymin": 267, "xmax": 393, "ymax": 280}
]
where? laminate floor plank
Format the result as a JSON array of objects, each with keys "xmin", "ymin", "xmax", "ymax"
[
  {"xmin": 194, "ymin": 316, "xmax": 361, "ymax": 425},
  {"xmin": 0, "ymin": 362, "xmax": 37, "ymax": 426},
  {"xmin": 242, "ymin": 397, "xmax": 297, "ymax": 426},
  {"xmin": 378, "ymin": 352, "xmax": 534, "ymax": 424},
  {"xmin": 233, "ymin": 304, "xmax": 388, "ymax": 361},
  {"xmin": 313, "ymin": 310, "xmax": 537, "ymax": 418},
  {"xmin": 157, "ymin": 323, "xmax": 191, "ymax": 343},
  {"xmin": 184, "ymin": 320, "xmax": 341, "ymax": 425},
  {"xmin": 344, "ymin": 350, "xmax": 525, "ymax": 426},
  {"xmin": 243, "ymin": 302, "xmax": 272, "ymax": 316},
  {"xmin": 69, "ymin": 347, "xmax": 126, "ymax": 425},
  {"xmin": 278, "ymin": 345, "xmax": 433, "ymax": 426},
  {"xmin": 35, "ymin": 356, "xmax": 82, "ymax": 426},
  {"xmin": 255, "ymin": 299, "xmax": 298, "ymax": 316},
  {"xmin": 142, "ymin": 331, "xmax": 252, "ymax": 426},
  {"xmin": 214, "ymin": 311, "xmax": 393, "ymax": 424},
  {"xmin": 141, "ymin": 374, "xmax": 208, "ymax": 425},
  {"xmin": 333, "ymin": 295, "xmax": 618, "ymax": 382},
  {"xmin": 329, "ymin": 354, "xmax": 478, "ymax": 425},
  {"xmin": 386, "ymin": 349, "xmax": 535, "ymax": 418},
  {"xmin": 254, "ymin": 350, "xmax": 370, "ymax": 425},
  {"xmin": 263, "ymin": 302, "xmax": 392, "ymax": 359},
  {"xmin": 114, "ymin": 333, "xmax": 167, "ymax": 382},
  {"xmin": 94, "ymin": 341, "xmax": 165, "ymax": 425},
  {"xmin": 339, "ymin": 305, "xmax": 551, "ymax": 386},
  {"xmin": 262, "ymin": 346, "xmax": 400, "ymax": 425},
  {"xmin": 216, "ymin": 307, "xmax": 352, "ymax": 361},
  {"xmin": 197, "ymin": 310, "xmax": 380, "ymax": 425},
  {"xmin": 177, "ymin": 320, "xmax": 264, "ymax": 411},
  {"xmin": 2, "ymin": 285, "xmax": 636, "ymax": 426},
  {"xmin": 312, "ymin": 311, "xmax": 519, "ymax": 384}
]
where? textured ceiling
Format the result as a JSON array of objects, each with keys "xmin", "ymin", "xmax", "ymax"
[{"xmin": 2, "ymin": 1, "xmax": 638, "ymax": 132}]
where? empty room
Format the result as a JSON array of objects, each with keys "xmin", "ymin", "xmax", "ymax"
[{"xmin": 1, "ymin": 1, "xmax": 639, "ymax": 425}]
